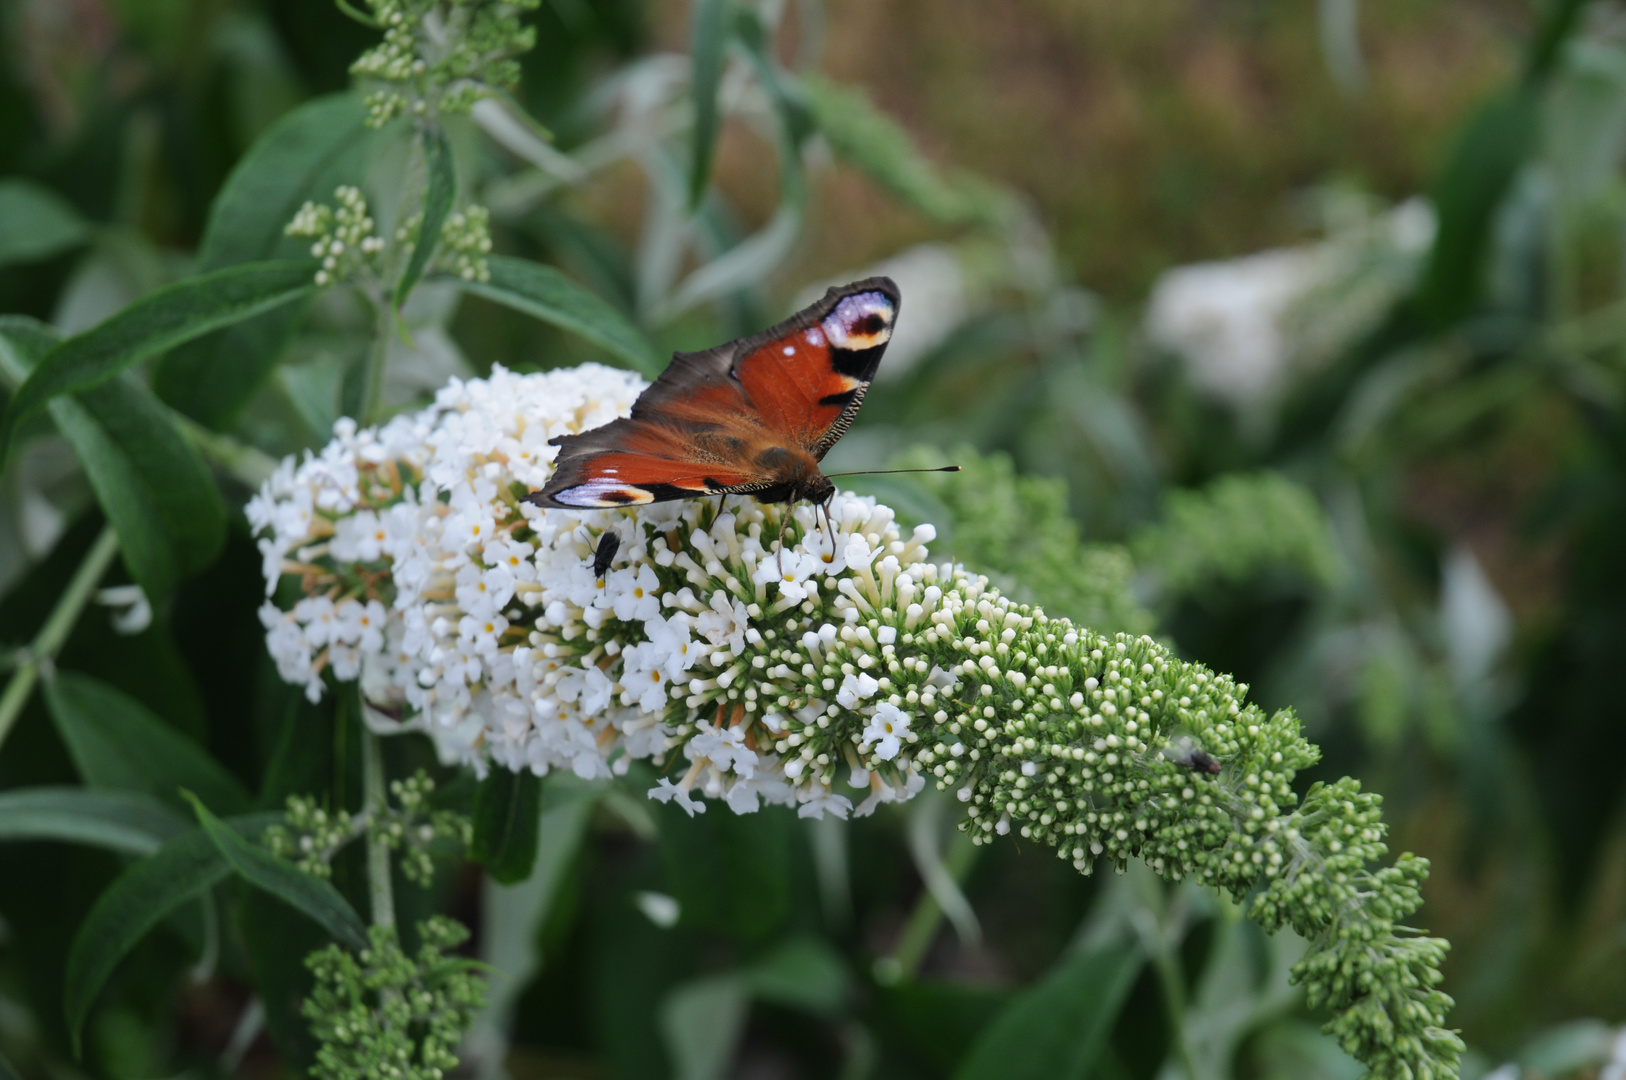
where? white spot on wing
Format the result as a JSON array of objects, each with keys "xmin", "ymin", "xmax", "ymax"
[{"xmin": 782, "ymin": 345, "xmax": 795, "ymax": 356}]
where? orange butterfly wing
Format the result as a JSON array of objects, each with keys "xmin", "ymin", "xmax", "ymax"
[{"xmin": 528, "ymin": 277, "xmax": 899, "ymax": 509}]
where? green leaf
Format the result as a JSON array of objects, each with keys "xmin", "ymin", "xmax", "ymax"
[
  {"xmin": 69, "ymin": 378, "xmax": 228, "ymax": 588},
  {"xmin": 0, "ymin": 180, "xmax": 91, "ymax": 269},
  {"xmin": 197, "ymin": 95, "xmax": 371, "ymax": 270},
  {"xmin": 661, "ymin": 974, "xmax": 750, "ymax": 1080},
  {"xmin": 0, "ymin": 260, "xmax": 316, "ymax": 466},
  {"xmin": 0, "ymin": 1046, "xmax": 20, "ymax": 1080},
  {"xmin": 953, "ymin": 942, "xmax": 1143, "ymax": 1080},
  {"xmin": 469, "ymin": 767, "xmax": 542, "ymax": 885},
  {"xmin": 454, "ymin": 255, "xmax": 663, "ymax": 376},
  {"xmin": 745, "ymin": 937, "xmax": 848, "ymax": 1015},
  {"xmin": 395, "ymin": 126, "xmax": 457, "ymax": 307},
  {"xmin": 45, "ymin": 672, "xmax": 252, "ymax": 815},
  {"xmin": 154, "ymin": 94, "xmax": 373, "ymax": 427},
  {"xmin": 659, "ymin": 799, "xmax": 789, "ymax": 940},
  {"xmin": 800, "ymin": 73, "xmax": 1007, "ymax": 227},
  {"xmin": 687, "ymin": 0, "xmax": 733, "ymax": 208},
  {"xmin": 2, "ymin": 318, "xmax": 230, "ymax": 593},
  {"xmin": 0, "ymin": 787, "xmax": 190, "ymax": 855},
  {"xmin": 1414, "ymin": 88, "xmax": 1541, "ymax": 324},
  {"xmin": 63, "ymin": 814, "xmax": 279, "ymax": 1052},
  {"xmin": 185, "ymin": 793, "xmax": 369, "ymax": 951}
]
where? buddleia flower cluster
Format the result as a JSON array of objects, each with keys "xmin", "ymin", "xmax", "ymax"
[
  {"xmin": 263, "ymin": 771, "xmax": 470, "ymax": 886},
  {"xmin": 350, "ymin": 0, "xmax": 541, "ymax": 126},
  {"xmin": 252, "ymin": 362, "xmax": 1462, "ymax": 1079},
  {"xmin": 285, "ymin": 186, "xmax": 494, "ymax": 290},
  {"xmin": 393, "ymin": 206, "xmax": 493, "ymax": 283},
  {"xmin": 303, "ymin": 918, "xmax": 486, "ymax": 1080},
  {"xmin": 286, "ymin": 186, "xmax": 387, "ymax": 289}
]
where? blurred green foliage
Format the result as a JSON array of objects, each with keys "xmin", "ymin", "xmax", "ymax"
[{"xmin": 0, "ymin": 0, "xmax": 1624, "ymax": 1079}]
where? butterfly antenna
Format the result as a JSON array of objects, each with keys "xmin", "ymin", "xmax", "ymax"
[{"xmin": 824, "ymin": 465, "xmax": 962, "ymax": 478}]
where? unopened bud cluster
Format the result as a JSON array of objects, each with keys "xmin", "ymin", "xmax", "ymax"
[
  {"xmin": 394, "ymin": 206, "xmax": 493, "ymax": 283},
  {"xmin": 285, "ymin": 187, "xmax": 493, "ymax": 291},
  {"xmin": 303, "ymin": 917, "xmax": 486, "ymax": 1080},
  {"xmin": 263, "ymin": 770, "xmax": 469, "ymax": 887},
  {"xmin": 350, "ymin": 0, "xmax": 541, "ymax": 126},
  {"xmin": 286, "ymin": 186, "xmax": 386, "ymax": 288}
]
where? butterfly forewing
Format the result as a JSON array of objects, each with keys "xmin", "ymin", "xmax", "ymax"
[{"xmin": 528, "ymin": 277, "xmax": 899, "ymax": 509}]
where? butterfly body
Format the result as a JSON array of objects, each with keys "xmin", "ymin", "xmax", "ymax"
[{"xmin": 526, "ymin": 278, "xmax": 898, "ymax": 511}]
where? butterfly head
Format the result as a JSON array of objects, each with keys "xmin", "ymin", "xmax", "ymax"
[
  {"xmin": 821, "ymin": 290, "xmax": 896, "ymax": 352},
  {"xmin": 797, "ymin": 471, "xmax": 835, "ymax": 506}
]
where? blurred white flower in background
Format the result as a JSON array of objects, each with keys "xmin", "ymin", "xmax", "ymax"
[
  {"xmin": 94, "ymin": 584, "xmax": 152, "ymax": 635},
  {"xmin": 1145, "ymin": 197, "xmax": 1436, "ymax": 409}
]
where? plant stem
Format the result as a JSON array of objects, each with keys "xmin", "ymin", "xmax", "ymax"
[
  {"xmin": 887, "ymin": 838, "xmax": 981, "ymax": 980},
  {"xmin": 171, "ymin": 411, "xmax": 280, "ymax": 488},
  {"xmin": 0, "ymin": 525, "xmax": 120, "ymax": 752},
  {"xmin": 360, "ymin": 296, "xmax": 395, "ymax": 428},
  {"xmin": 361, "ymin": 728, "xmax": 396, "ymax": 930}
]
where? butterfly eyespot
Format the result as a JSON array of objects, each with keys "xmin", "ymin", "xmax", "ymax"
[{"xmin": 823, "ymin": 292, "xmax": 896, "ymax": 350}]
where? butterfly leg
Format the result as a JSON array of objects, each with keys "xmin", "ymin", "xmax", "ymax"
[{"xmin": 773, "ymin": 505, "xmax": 791, "ymax": 577}]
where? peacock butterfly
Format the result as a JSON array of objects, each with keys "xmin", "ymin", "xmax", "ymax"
[{"xmin": 525, "ymin": 278, "xmax": 901, "ymax": 513}]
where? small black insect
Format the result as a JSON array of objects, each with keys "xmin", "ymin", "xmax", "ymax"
[
  {"xmin": 1164, "ymin": 744, "xmax": 1222, "ymax": 775},
  {"xmin": 591, "ymin": 531, "xmax": 620, "ymax": 579},
  {"xmin": 1185, "ymin": 749, "xmax": 1221, "ymax": 775}
]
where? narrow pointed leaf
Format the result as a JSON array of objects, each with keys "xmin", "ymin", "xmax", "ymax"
[
  {"xmin": 0, "ymin": 260, "xmax": 315, "ymax": 465},
  {"xmin": 71, "ymin": 376, "xmax": 227, "ymax": 580},
  {"xmin": 0, "ymin": 787, "xmax": 190, "ymax": 855},
  {"xmin": 0, "ymin": 321, "xmax": 227, "ymax": 594},
  {"xmin": 0, "ymin": 179, "xmax": 90, "ymax": 269},
  {"xmin": 395, "ymin": 126, "xmax": 457, "ymax": 307},
  {"xmin": 46, "ymin": 672, "xmax": 252, "ymax": 815},
  {"xmin": 800, "ymin": 74, "xmax": 1007, "ymax": 227},
  {"xmin": 454, "ymin": 255, "xmax": 662, "ymax": 376},
  {"xmin": 1414, "ymin": 89, "xmax": 1540, "ymax": 324},
  {"xmin": 470, "ymin": 768, "xmax": 542, "ymax": 884},
  {"xmin": 687, "ymin": 0, "xmax": 733, "ymax": 207},
  {"xmin": 155, "ymin": 94, "xmax": 373, "ymax": 427},
  {"xmin": 186, "ymin": 793, "xmax": 369, "ymax": 951},
  {"xmin": 64, "ymin": 814, "xmax": 280, "ymax": 1051},
  {"xmin": 953, "ymin": 941, "xmax": 1143, "ymax": 1080}
]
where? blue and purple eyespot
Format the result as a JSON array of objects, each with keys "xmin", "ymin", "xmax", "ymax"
[{"xmin": 822, "ymin": 291, "xmax": 895, "ymax": 351}]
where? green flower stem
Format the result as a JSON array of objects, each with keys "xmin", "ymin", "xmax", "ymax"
[
  {"xmin": 361, "ymin": 729, "xmax": 396, "ymax": 931},
  {"xmin": 0, "ymin": 525, "xmax": 120, "ymax": 752},
  {"xmin": 887, "ymin": 838, "xmax": 980, "ymax": 981},
  {"xmin": 171, "ymin": 411, "xmax": 280, "ymax": 488},
  {"xmin": 360, "ymin": 297, "xmax": 396, "ymax": 430}
]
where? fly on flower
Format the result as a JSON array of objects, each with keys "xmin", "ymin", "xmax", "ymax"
[
  {"xmin": 591, "ymin": 531, "xmax": 619, "ymax": 580},
  {"xmin": 1167, "ymin": 745, "xmax": 1223, "ymax": 775}
]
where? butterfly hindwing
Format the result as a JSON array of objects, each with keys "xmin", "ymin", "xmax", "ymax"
[{"xmin": 529, "ymin": 277, "xmax": 899, "ymax": 509}]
